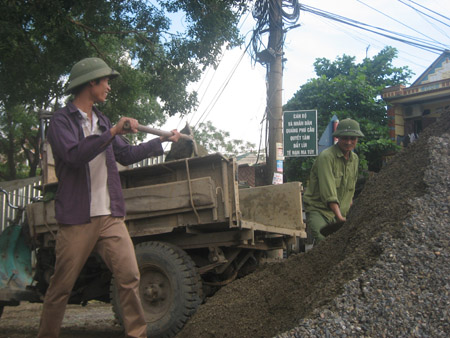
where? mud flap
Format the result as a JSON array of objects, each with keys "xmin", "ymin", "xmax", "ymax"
[{"xmin": 0, "ymin": 225, "xmax": 33, "ymax": 290}]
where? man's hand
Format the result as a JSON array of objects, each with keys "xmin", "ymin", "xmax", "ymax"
[
  {"xmin": 111, "ymin": 117, "xmax": 139, "ymax": 136},
  {"xmin": 328, "ymin": 202, "xmax": 346, "ymax": 222},
  {"xmin": 160, "ymin": 129, "xmax": 181, "ymax": 143}
]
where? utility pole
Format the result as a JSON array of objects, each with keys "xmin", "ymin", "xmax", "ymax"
[{"xmin": 265, "ymin": 0, "xmax": 284, "ymax": 185}]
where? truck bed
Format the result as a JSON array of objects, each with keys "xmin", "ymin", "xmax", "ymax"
[{"xmin": 27, "ymin": 154, "xmax": 306, "ymax": 240}]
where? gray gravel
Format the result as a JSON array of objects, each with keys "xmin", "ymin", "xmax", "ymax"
[{"xmin": 276, "ymin": 133, "xmax": 450, "ymax": 338}]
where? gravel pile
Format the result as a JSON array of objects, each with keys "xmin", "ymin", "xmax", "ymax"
[
  {"xmin": 277, "ymin": 124, "xmax": 450, "ymax": 337},
  {"xmin": 177, "ymin": 111, "xmax": 450, "ymax": 338}
]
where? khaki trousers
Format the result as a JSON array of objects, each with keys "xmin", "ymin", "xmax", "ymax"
[{"xmin": 37, "ymin": 216, "xmax": 147, "ymax": 338}]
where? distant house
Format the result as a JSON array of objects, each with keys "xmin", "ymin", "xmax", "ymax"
[
  {"xmin": 236, "ymin": 151, "xmax": 266, "ymax": 187},
  {"xmin": 382, "ymin": 50, "xmax": 450, "ymax": 146}
]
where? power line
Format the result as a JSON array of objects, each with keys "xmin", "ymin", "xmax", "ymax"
[
  {"xmin": 250, "ymin": 0, "xmax": 301, "ymax": 66},
  {"xmin": 299, "ymin": 4, "xmax": 448, "ymax": 54},
  {"xmin": 356, "ymin": 0, "xmax": 447, "ymax": 48},
  {"xmin": 406, "ymin": 0, "xmax": 450, "ymax": 22},
  {"xmin": 172, "ymin": 9, "xmax": 254, "ymax": 132},
  {"xmin": 399, "ymin": 0, "xmax": 450, "ymax": 27},
  {"xmin": 399, "ymin": 0, "xmax": 450, "ymax": 40},
  {"xmin": 192, "ymin": 41, "xmax": 251, "ymax": 129},
  {"xmin": 190, "ymin": 9, "xmax": 252, "ymax": 127}
]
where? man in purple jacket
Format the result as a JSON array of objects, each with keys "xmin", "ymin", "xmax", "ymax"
[{"xmin": 37, "ymin": 57, "xmax": 180, "ymax": 338}]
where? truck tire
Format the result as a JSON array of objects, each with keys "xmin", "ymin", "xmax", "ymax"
[{"xmin": 110, "ymin": 241, "xmax": 203, "ymax": 338}]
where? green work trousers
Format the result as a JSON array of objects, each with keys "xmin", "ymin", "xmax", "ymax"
[{"xmin": 306, "ymin": 210, "xmax": 334, "ymax": 244}]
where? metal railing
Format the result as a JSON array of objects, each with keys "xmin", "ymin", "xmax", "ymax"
[
  {"xmin": 0, "ymin": 176, "xmax": 42, "ymax": 233},
  {"xmin": 130, "ymin": 155, "xmax": 164, "ymax": 168}
]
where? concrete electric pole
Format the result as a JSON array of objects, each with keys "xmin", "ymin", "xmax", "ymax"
[{"xmin": 265, "ymin": 0, "xmax": 284, "ymax": 185}]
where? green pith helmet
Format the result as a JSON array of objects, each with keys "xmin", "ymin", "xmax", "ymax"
[
  {"xmin": 65, "ymin": 57, "xmax": 120, "ymax": 93},
  {"xmin": 333, "ymin": 118, "xmax": 365, "ymax": 137}
]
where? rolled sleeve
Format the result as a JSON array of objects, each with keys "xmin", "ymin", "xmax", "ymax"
[{"xmin": 316, "ymin": 152, "xmax": 339, "ymax": 205}]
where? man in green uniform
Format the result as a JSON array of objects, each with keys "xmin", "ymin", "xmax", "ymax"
[{"xmin": 303, "ymin": 118, "xmax": 364, "ymax": 244}]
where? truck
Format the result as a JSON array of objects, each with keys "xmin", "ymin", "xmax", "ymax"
[{"xmin": 0, "ymin": 152, "xmax": 306, "ymax": 337}]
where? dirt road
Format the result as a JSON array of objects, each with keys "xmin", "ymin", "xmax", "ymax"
[{"xmin": 0, "ymin": 302, "xmax": 123, "ymax": 338}]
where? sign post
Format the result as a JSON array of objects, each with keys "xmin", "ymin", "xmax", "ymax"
[{"xmin": 283, "ymin": 110, "xmax": 318, "ymax": 157}]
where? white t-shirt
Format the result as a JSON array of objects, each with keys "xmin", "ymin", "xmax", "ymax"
[{"xmin": 79, "ymin": 110, "xmax": 111, "ymax": 217}]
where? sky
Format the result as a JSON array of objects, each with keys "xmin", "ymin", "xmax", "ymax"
[{"xmin": 161, "ymin": 0, "xmax": 450, "ymax": 150}]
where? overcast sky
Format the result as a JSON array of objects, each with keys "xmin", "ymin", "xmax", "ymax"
[{"xmin": 162, "ymin": 0, "xmax": 450, "ymax": 150}]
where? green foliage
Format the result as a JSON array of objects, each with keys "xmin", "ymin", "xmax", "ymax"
[
  {"xmin": 356, "ymin": 138, "xmax": 400, "ymax": 173},
  {"xmin": 285, "ymin": 156, "xmax": 315, "ymax": 186},
  {"xmin": 0, "ymin": 105, "xmax": 40, "ymax": 180},
  {"xmin": 0, "ymin": 0, "xmax": 249, "ymax": 180},
  {"xmin": 283, "ymin": 47, "xmax": 412, "ymax": 183},
  {"xmin": 193, "ymin": 121, "xmax": 258, "ymax": 157}
]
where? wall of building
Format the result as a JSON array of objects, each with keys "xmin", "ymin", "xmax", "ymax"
[{"xmin": 383, "ymin": 55, "xmax": 450, "ymax": 146}]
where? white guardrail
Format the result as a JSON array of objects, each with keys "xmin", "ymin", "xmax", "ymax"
[{"xmin": 0, "ymin": 176, "xmax": 42, "ymax": 233}]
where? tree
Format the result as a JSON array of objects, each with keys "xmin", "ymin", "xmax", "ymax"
[
  {"xmin": 283, "ymin": 47, "xmax": 412, "ymax": 183},
  {"xmin": 0, "ymin": 105, "xmax": 40, "ymax": 180},
  {"xmin": 193, "ymin": 120, "xmax": 259, "ymax": 158},
  {"xmin": 0, "ymin": 0, "xmax": 249, "ymax": 180}
]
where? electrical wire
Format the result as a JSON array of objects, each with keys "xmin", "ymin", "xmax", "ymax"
[
  {"xmin": 398, "ymin": 0, "xmax": 450, "ymax": 28},
  {"xmin": 166, "ymin": 8, "xmax": 254, "ymax": 137},
  {"xmin": 250, "ymin": 0, "xmax": 301, "ymax": 66},
  {"xmin": 248, "ymin": 0, "xmax": 302, "ymax": 160},
  {"xmin": 192, "ymin": 41, "xmax": 251, "ymax": 129},
  {"xmin": 190, "ymin": 8, "xmax": 254, "ymax": 126},
  {"xmin": 405, "ymin": 0, "xmax": 450, "ymax": 22},
  {"xmin": 312, "ymin": 8, "xmax": 435, "ymax": 70},
  {"xmin": 397, "ymin": 0, "xmax": 450, "ymax": 40},
  {"xmin": 303, "ymin": 3, "xmax": 444, "ymax": 49},
  {"xmin": 357, "ymin": 0, "xmax": 448, "ymax": 48},
  {"xmin": 299, "ymin": 4, "xmax": 447, "ymax": 54}
]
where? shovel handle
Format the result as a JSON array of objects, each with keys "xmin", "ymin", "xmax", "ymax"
[{"xmin": 123, "ymin": 121, "xmax": 193, "ymax": 141}]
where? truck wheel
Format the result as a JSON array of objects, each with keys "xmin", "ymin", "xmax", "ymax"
[{"xmin": 110, "ymin": 241, "xmax": 203, "ymax": 338}]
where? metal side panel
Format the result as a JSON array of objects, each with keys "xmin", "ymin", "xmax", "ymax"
[
  {"xmin": 238, "ymin": 181, "xmax": 306, "ymax": 236},
  {"xmin": 26, "ymin": 202, "xmax": 57, "ymax": 234},
  {"xmin": 123, "ymin": 177, "xmax": 217, "ymax": 218}
]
